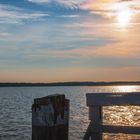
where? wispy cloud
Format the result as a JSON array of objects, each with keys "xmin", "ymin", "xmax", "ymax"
[
  {"xmin": 0, "ymin": 4, "xmax": 48, "ymax": 24},
  {"xmin": 1, "ymin": 66, "xmax": 140, "ymax": 82},
  {"xmin": 28, "ymin": 0, "xmax": 50, "ymax": 3},
  {"xmin": 0, "ymin": 32, "xmax": 10, "ymax": 37},
  {"xmin": 81, "ymin": 0, "xmax": 140, "ymax": 20},
  {"xmin": 58, "ymin": 15, "xmax": 80, "ymax": 18},
  {"xmin": 27, "ymin": 0, "xmax": 80, "ymax": 9},
  {"xmin": 81, "ymin": 0, "xmax": 139, "ymax": 11}
]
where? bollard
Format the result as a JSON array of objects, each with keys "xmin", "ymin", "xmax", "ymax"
[{"xmin": 32, "ymin": 94, "xmax": 69, "ymax": 140}]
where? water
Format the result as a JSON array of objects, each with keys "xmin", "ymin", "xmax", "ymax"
[{"xmin": 0, "ymin": 85, "xmax": 140, "ymax": 140}]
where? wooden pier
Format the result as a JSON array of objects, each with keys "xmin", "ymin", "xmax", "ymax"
[{"xmin": 83, "ymin": 92, "xmax": 140, "ymax": 140}]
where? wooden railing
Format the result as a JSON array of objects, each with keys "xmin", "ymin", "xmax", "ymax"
[{"xmin": 83, "ymin": 92, "xmax": 140, "ymax": 140}]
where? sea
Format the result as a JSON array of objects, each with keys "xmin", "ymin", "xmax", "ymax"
[{"xmin": 0, "ymin": 85, "xmax": 140, "ymax": 140}]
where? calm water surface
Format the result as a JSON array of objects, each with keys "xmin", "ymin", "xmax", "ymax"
[{"xmin": 0, "ymin": 86, "xmax": 140, "ymax": 140}]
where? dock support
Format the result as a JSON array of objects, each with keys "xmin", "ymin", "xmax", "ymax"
[
  {"xmin": 84, "ymin": 92, "xmax": 140, "ymax": 140},
  {"xmin": 88, "ymin": 106, "xmax": 102, "ymax": 140}
]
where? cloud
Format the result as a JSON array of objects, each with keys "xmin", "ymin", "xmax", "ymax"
[
  {"xmin": 25, "ymin": 19, "xmax": 140, "ymax": 60},
  {"xmin": 1, "ymin": 66, "xmax": 140, "ymax": 82},
  {"xmin": 81, "ymin": 0, "xmax": 136, "ymax": 11},
  {"xmin": 27, "ymin": 0, "xmax": 81, "ymax": 9},
  {"xmin": 35, "ymin": 43, "xmax": 139, "ymax": 60},
  {"xmin": 0, "ymin": 32, "xmax": 10, "ymax": 37},
  {"xmin": 81, "ymin": 0, "xmax": 140, "ymax": 20},
  {"xmin": 50, "ymin": 35, "xmax": 140, "ymax": 59},
  {"xmin": 58, "ymin": 15, "xmax": 80, "ymax": 18},
  {"xmin": 28, "ymin": 0, "xmax": 50, "ymax": 3},
  {"xmin": 0, "ymin": 4, "xmax": 48, "ymax": 24},
  {"xmin": 71, "ymin": 43, "xmax": 140, "ymax": 58}
]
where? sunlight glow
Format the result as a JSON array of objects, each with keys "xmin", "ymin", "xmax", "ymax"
[
  {"xmin": 105, "ymin": 2, "xmax": 135, "ymax": 29},
  {"xmin": 113, "ymin": 86, "xmax": 138, "ymax": 92},
  {"xmin": 117, "ymin": 9, "xmax": 132, "ymax": 27}
]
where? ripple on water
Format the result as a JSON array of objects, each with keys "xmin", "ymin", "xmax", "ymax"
[{"xmin": 0, "ymin": 86, "xmax": 140, "ymax": 140}]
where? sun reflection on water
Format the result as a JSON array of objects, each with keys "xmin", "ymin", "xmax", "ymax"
[
  {"xmin": 103, "ymin": 85, "xmax": 140, "ymax": 139},
  {"xmin": 112, "ymin": 85, "xmax": 138, "ymax": 92}
]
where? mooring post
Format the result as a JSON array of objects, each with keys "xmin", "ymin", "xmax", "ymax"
[{"xmin": 32, "ymin": 94, "xmax": 69, "ymax": 140}]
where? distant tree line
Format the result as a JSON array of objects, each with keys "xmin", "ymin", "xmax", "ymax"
[{"xmin": 0, "ymin": 81, "xmax": 140, "ymax": 87}]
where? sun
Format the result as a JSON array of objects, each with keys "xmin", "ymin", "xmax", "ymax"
[{"xmin": 116, "ymin": 9, "xmax": 132, "ymax": 27}]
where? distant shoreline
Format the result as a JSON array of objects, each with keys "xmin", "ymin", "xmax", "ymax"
[{"xmin": 0, "ymin": 82, "xmax": 140, "ymax": 87}]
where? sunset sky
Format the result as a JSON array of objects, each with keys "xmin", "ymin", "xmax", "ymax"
[{"xmin": 0, "ymin": 0, "xmax": 140, "ymax": 82}]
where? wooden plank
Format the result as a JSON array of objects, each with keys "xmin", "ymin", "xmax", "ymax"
[
  {"xmin": 86, "ymin": 92, "xmax": 140, "ymax": 106},
  {"xmin": 34, "ymin": 94, "xmax": 65, "ymax": 105},
  {"xmin": 90, "ymin": 124, "xmax": 140, "ymax": 134}
]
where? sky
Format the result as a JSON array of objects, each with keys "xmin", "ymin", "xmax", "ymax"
[{"xmin": 0, "ymin": 0, "xmax": 140, "ymax": 83}]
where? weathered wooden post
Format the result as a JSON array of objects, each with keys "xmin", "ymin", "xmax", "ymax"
[{"xmin": 32, "ymin": 94, "xmax": 69, "ymax": 140}]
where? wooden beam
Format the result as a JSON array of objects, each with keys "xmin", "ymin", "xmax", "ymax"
[
  {"xmin": 91, "ymin": 124, "xmax": 140, "ymax": 134},
  {"xmin": 83, "ymin": 123, "xmax": 92, "ymax": 140},
  {"xmin": 86, "ymin": 92, "xmax": 140, "ymax": 106}
]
